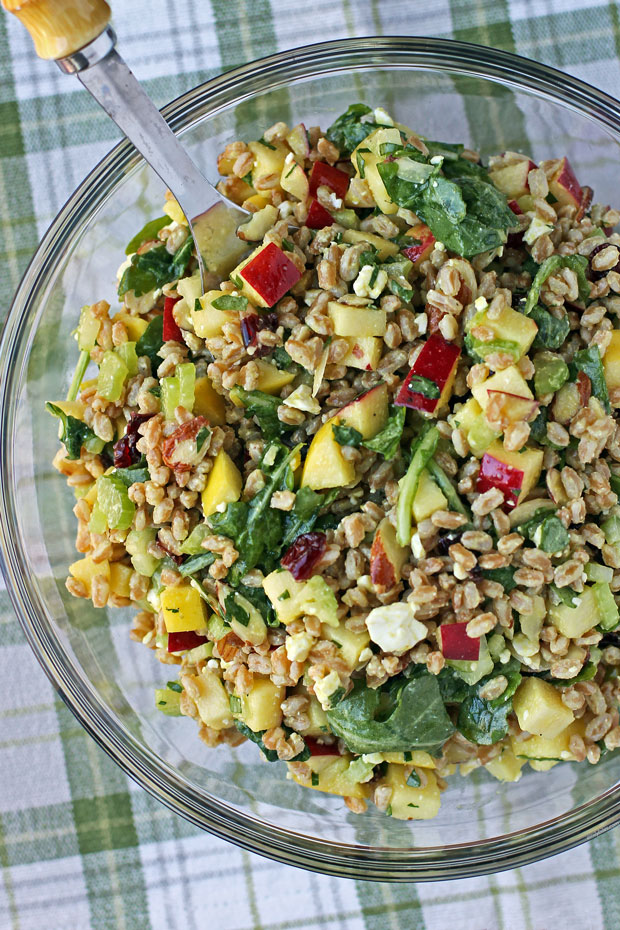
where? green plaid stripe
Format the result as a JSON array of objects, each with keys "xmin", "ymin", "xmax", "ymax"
[{"xmin": 2, "ymin": 1, "xmax": 620, "ymax": 927}]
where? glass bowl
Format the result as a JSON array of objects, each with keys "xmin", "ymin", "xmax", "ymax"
[{"xmin": 3, "ymin": 37, "xmax": 620, "ymax": 882}]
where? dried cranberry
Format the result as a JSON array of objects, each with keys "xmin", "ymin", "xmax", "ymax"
[
  {"xmin": 113, "ymin": 412, "xmax": 153, "ymax": 467},
  {"xmin": 436, "ymin": 530, "xmax": 463, "ymax": 555},
  {"xmin": 241, "ymin": 312, "xmax": 279, "ymax": 357},
  {"xmin": 281, "ymin": 531, "xmax": 327, "ymax": 581},
  {"xmin": 304, "ymin": 736, "xmax": 340, "ymax": 756},
  {"xmin": 588, "ymin": 242, "xmax": 620, "ymax": 281}
]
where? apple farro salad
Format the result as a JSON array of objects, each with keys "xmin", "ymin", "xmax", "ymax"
[{"xmin": 49, "ymin": 103, "xmax": 620, "ymax": 820}]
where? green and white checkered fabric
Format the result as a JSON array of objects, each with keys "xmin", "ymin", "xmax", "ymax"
[{"xmin": 3, "ymin": 1, "xmax": 620, "ymax": 927}]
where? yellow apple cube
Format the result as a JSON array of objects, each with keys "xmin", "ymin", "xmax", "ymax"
[
  {"xmin": 201, "ymin": 449, "xmax": 242, "ymax": 517},
  {"xmin": 236, "ymin": 676, "xmax": 285, "ymax": 732},
  {"xmin": 288, "ymin": 754, "xmax": 371, "ymax": 800},
  {"xmin": 193, "ymin": 669, "xmax": 234, "ymax": 730},
  {"xmin": 160, "ymin": 583, "xmax": 207, "ymax": 633},
  {"xmin": 69, "ymin": 556, "xmax": 110, "ymax": 597},
  {"xmin": 301, "ymin": 418, "xmax": 356, "ymax": 489},
  {"xmin": 604, "ymin": 330, "xmax": 620, "ymax": 400},
  {"xmin": 412, "ymin": 469, "xmax": 448, "ymax": 523},
  {"xmin": 342, "ymin": 227, "xmax": 399, "ymax": 259},
  {"xmin": 328, "ymin": 301, "xmax": 387, "ymax": 338},
  {"xmin": 193, "ymin": 375, "xmax": 226, "ymax": 426},
  {"xmin": 471, "ymin": 365, "xmax": 534, "ymax": 410},
  {"xmin": 342, "ymin": 335, "xmax": 383, "ymax": 371},
  {"xmin": 193, "ymin": 290, "xmax": 238, "ymax": 338},
  {"xmin": 382, "ymin": 764, "xmax": 441, "ymax": 820},
  {"xmin": 512, "ymin": 677, "xmax": 574, "ymax": 739}
]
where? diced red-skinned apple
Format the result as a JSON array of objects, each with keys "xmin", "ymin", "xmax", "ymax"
[
  {"xmin": 309, "ymin": 162, "xmax": 350, "ymax": 200},
  {"xmin": 370, "ymin": 517, "xmax": 408, "ymax": 591},
  {"xmin": 508, "ymin": 199, "xmax": 524, "ymax": 216},
  {"xmin": 395, "ymin": 334, "xmax": 460, "ymax": 416},
  {"xmin": 306, "ymin": 198, "xmax": 334, "ymax": 229},
  {"xmin": 485, "ymin": 391, "xmax": 540, "ymax": 427},
  {"xmin": 438, "ymin": 622, "xmax": 480, "ymax": 661},
  {"xmin": 281, "ymin": 155, "xmax": 310, "ymax": 201},
  {"xmin": 477, "ymin": 440, "xmax": 543, "ymax": 510},
  {"xmin": 338, "ymin": 383, "xmax": 389, "ymax": 438},
  {"xmin": 168, "ymin": 630, "xmax": 208, "ymax": 653},
  {"xmin": 286, "ymin": 123, "xmax": 310, "ymax": 160},
  {"xmin": 231, "ymin": 241, "xmax": 301, "ymax": 308},
  {"xmin": 489, "ymin": 159, "xmax": 536, "ymax": 198},
  {"xmin": 402, "ymin": 223, "xmax": 436, "ymax": 266},
  {"xmin": 548, "ymin": 156, "xmax": 582, "ymax": 208}
]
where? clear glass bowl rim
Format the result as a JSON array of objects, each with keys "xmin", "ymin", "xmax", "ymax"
[{"xmin": 3, "ymin": 36, "xmax": 620, "ymax": 881}]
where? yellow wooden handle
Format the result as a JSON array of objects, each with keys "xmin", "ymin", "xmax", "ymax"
[{"xmin": 2, "ymin": 0, "xmax": 111, "ymax": 59}]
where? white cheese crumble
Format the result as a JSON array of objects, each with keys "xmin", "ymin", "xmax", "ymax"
[
  {"xmin": 474, "ymin": 296, "xmax": 488, "ymax": 312},
  {"xmin": 434, "ymin": 241, "xmax": 446, "ymax": 252},
  {"xmin": 361, "ymin": 753, "xmax": 384, "ymax": 765},
  {"xmin": 415, "ymin": 312, "xmax": 428, "ymax": 335},
  {"xmin": 283, "ymin": 384, "xmax": 321, "ymax": 414},
  {"xmin": 357, "ymin": 647, "xmax": 373, "ymax": 668},
  {"xmin": 285, "ymin": 631, "xmax": 315, "ymax": 663},
  {"xmin": 524, "ymin": 215, "xmax": 553, "ymax": 246},
  {"xmin": 146, "ymin": 588, "xmax": 161, "ymax": 612},
  {"xmin": 430, "ymin": 154, "xmax": 443, "ymax": 165},
  {"xmin": 353, "ymin": 264, "xmax": 388, "ymax": 300},
  {"xmin": 365, "ymin": 602, "xmax": 428, "ymax": 656},
  {"xmin": 374, "ymin": 107, "xmax": 394, "ymax": 126},
  {"xmin": 314, "ymin": 670, "xmax": 341, "ymax": 709}
]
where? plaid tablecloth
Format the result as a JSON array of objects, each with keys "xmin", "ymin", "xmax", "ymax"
[{"xmin": 2, "ymin": 1, "xmax": 620, "ymax": 927}]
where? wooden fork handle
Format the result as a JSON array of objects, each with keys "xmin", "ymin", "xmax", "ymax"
[{"xmin": 2, "ymin": 0, "xmax": 111, "ymax": 59}]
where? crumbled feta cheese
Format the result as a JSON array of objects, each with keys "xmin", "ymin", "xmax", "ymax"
[
  {"xmin": 262, "ymin": 445, "xmax": 278, "ymax": 468},
  {"xmin": 430, "ymin": 155, "xmax": 443, "ymax": 166},
  {"xmin": 283, "ymin": 384, "xmax": 321, "ymax": 414},
  {"xmin": 410, "ymin": 531, "xmax": 426, "ymax": 559},
  {"xmin": 206, "ymin": 658, "xmax": 220, "ymax": 669},
  {"xmin": 374, "ymin": 107, "xmax": 394, "ymax": 126},
  {"xmin": 361, "ymin": 753, "xmax": 384, "ymax": 765},
  {"xmin": 286, "ymin": 631, "xmax": 315, "ymax": 663},
  {"xmin": 353, "ymin": 265, "xmax": 388, "ymax": 300},
  {"xmin": 284, "ymin": 151, "xmax": 296, "ymax": 168},
  {"xmin": 434, "ymin": 241, "xmax": 446, "ymax": 252},
  {"xmin": 523, "ymin": 215, "xmax": 553, "ymax": 246},
  {"xmin": 365, "ymin": 602, "xmax": 428, "ymax": 656},
  {"xmin": 324, "ymin": 190, "xmax": 343, "ymax": 210},
  {"xmin": 215, "ymin": 501, "xmax": 228, "ymax": 513},
  {"xmin": 415, "ymin": 312, "xmax": 428, "ymax": 335},
  {"xmin": 278, "ymin": 200, "xmax": 295, "ymax": 219},
  {"xmin": 314, "ymin": 670, "xmax": 341, "ymax": 709},
  {"xmin": 146, "ymin": 588, "xmax": 161, "ymax": 612},
  {"xmin": 474, "ymin": 296, "xmax": 488, "ymax": 312}
]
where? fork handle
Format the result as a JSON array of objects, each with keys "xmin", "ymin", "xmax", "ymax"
[{"xmin": 1, "ymin": 0, "xmax": 111, "ymax": 59}]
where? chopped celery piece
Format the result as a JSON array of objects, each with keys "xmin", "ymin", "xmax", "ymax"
[
  {"xmin": 177, "ymin": 362, "xmax": 196, "ymax": 411},
  {"xmin": 77, "ymin": 305, "xmax": 101, "ymax": 352},
  {"xmin": 602, "ymin": 513, "xmax": 620, "ymax": 545},
  {"xmin": 97, "ymin": 350, "xmax": 128, "ymax": 402},
  {"xmin": 180, "ymin": 523, "xmax": 211, "ymax": 555},
  {"xmin": 126, "ymin": 527, "xmax": 160, "ymax": 576},
  {"xmin": 155, "ymin": 688, "xmax": 182, "ymax": 716},
  {"xmin": 96, "ymin": 474, "xmax": 136, "ymax": 531},
  {"xmin": 67, "ymin": 349, "xmax": 91, "ymax": 402},
  {"xmin": 160, "ymin": 376, "xmax": 180, "ymax": 421},
  {"xmin": 83, "ymin": 434, "xmax": 105, "ymax": 454},
  {"xmin": 186, "ymin": 642, "xmax": 214, "ymax": 663},
  {"xmin": 115, "ymin": 341, "xmax": 139, "ymax": 376},
  {"xmin": 88, "ymin": 502, "xmax": 108, "ymax": 534},
  {"xmin": 207, "ymin": 613, "xmax": 230, "ymax": 641},
  {"xmin": 584, "ymin": 563, "xmax": 614, "ymax": 584},
  {"xmin": 593, "ymin": 582, "xmax": 620, "ymax": 632},
  {"xmin": 396, "ymin": 424, "xmax": 439, "ymax": 547}
]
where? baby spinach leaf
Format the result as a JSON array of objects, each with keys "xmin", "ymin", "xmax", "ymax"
[
  {"xmin": 273, "ymin": 346, "xmax": 294, "ymax": 369},
  {"xmin": 454, "ymin": 658, "xmax": 522, "ymax": 745},
  {"xmin": 135, "ymin": 314, "xmax": 164, "ymax": 371},
  {"xmin": 326, "ymin": 672, "xmax": 455, "ymax": 755},
  {"xmin": 332, "ymin": 425, "xmax": 363, "ymax": 447},
  {"xmin": 112, "ymin": 460, "xmax": 150, "ymax": 487},
  {"xmin": 480, "ymin": 566, "xmax": 518, "ymax": 593},
  {"xmin": 235, "ymin": 721, "xmax": 310, "ymax": 762},
  {"xmin": 524, "ymin": 254, "xmax": 589, "ymax": 315},
  {"xmin": 536, "ymin": 515, "xmax": 570, "ymax": 554},
  {"xmin": 325, "ymin": 103, "xmax": 379, "ymax": 155},
  {"xmin": 530, "ymin": 305, "xmax": 570, "ymax": 350},
  {"xmin": 118, "ymin": 236, "xmax": 194, "ymax": 297},
  {"xmin": 281, "ymin": 487, "xmax": 338, "ymax": 550},
  {"xmin": 570, "ymin": 345, "xmax": 611, "ymax": 413},
  {"xmin": 211, "ymin": 295, "xmax": 248, "ymax": 311},
  {"xmin": 229, "ymin": 386, "xmax": 295, "ymax": 440},
  {"xmin": 125, "ymin": 215, "xmax": 171, "ymax": 255},
  {"xmin": 46, "ymin": 403, "xmax": 102, "ymax": 460},
  {"xmin": 361, "ymin": 404, "xmax": 406, "ymax": 460}
]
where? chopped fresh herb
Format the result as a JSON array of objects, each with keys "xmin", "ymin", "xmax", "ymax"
[
  {"xmin": 332, "ymin": 424, "xmax": 363, "ymax": 447},
  {"xmin": 325, "ymin": 103, "xmax": 378, "ymax": 155},
  {"xmin": 311, "ymin": 772, "xmax": 320, "ymax": 786},
  {"xmin": 196, "ymin": 426, "xmax": 211, "ymax": 452},
  {"xmin": 149, "ymin": 384, "xmax": 161, "ymax": 397},
  {"xmin": 405, "ymin": 375, "xmax": 440, "ymax": 399},
  {"xmin": 118, "ymin": 236, "xmax": 194, "ymax": 298},
  {"xmin": 273, "ymin": 346, "xmax": 294, "ymax": 369},
  {"xmin": 406, "ymin": 769, "xmax": 421, "ymax": 787},
  {"xmin": 257, "ymin": 136, "xmax": 277, "ymax": 150},
  {"xmin": 386, "ymin": 804, "xmax": 393, "ymax": 817},
  {"xmin": 241, "ymin": 171, "xmax": 253, "ymax": 185},
  {"xmin": 530, "ymin": 305, "xmax": 571, "ymax": 350},
  {"xmin": 135, "ymin": 314, "xmax": 164, "ymax": 371},
  {"xmin": 235, "ymin": 720, "xmax": 310, "ymax": 762},
  {"xmin": 284, "ymin": 163, "xmax": 297, "ymax": 179},
  {"xmin": 361, "ymin": 405, "xmax": 406, "ymax": 460},
  {"xmin": 166, "ymin": 681, "xmax": 183, "ymax": 693},
  {"xmin": 125, "ymin": 215, "xmax": 171, "ymax": 255},
  {"xmin": 225, "ymin": 592, "xmax": 250, "ymax": 626},
  {"xmin": 281, "ymin": 238, "xmax": 294, "ymax": 251},
  {"xmin": 211, "ymin": 294, "xmax": 248, "ymax": 311},
  {"xmin": 403, "ymin": 751, "xmax": 412, "ymax": 762},
  {"xmin": 407, "ymin": 803, "xmax": 420, "ymax": 809},
  {"xmin": 278, "ymin": 590, "xmax": 291, "ymax": 601}
]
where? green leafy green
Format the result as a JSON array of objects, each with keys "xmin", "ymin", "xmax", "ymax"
[
  {"xmin": 135, "ymin": 314, "xmax": 164, "ymax": 371},
  {"xmin": 524, "ymin": 254, "xmax": 590, "ymax": 315},
  {"xmin": 178, "ymin": 552, "xmax": 216, "ymax": 577},
  {"xmin": 209, "ymin": 442, "xmax": 302, "ymax": 583},
  {"xmin": 361, "ymin": 405, "xmax": 406, "ymax": 460},
  {"xmin": 125, "ymin": 215, "xmax": 171, "ymax": 255},
  {"xmin": 211, "ymin": 295, "xmax": 248, "ymax": 311},
  {"xmin": 441, "ymin": 659, "xmax": 522, "ymax": 745},
  {"xmin": 118, "ymin": 237, "xmax": 194, "ymax": 298},
  {"xmin": 480, "ymin": 566, "xmax": 518, "ymax": 593},
  {"xmin": 332, "ymin": 424, "xmax": 363, "ymax": 447},
  {"xmin": 229, "ymin": 386, "xmax": 294, "ymax": 440},
  {"xmin": 570, "ymin": 345, "xmax": 611, "ymax": 413},
  {"xmin": 396, "ymin": 423, "xmax": 439, "ymax": 546},
  {"xmin": 281, "ymin": 486, "xmax": 337, "ymax": 551},
  {"xmin": 325, "ymin": 103, "xmax": 379, "ymax": 155},
  {"xmin": 530, "ymin": 305, "xmax": 571, "ymax": 350},
  {"xmin": 273, "ymin": 346, "xmax": 294, "ymax": 370},
  {"xmin": 406, "ymin": 375, "xmax": 440, "ymax": 399},
  {"xmin": 536, "ymin": 515, "xmax": 570, "ymax": 554},
  {"xmin": 111, "ymin": 461, "xmax": 150, "ymax": 487},
  {"xmin": 235, "ymin": 721, "xmax": 310, "ymax": 762},
  {"xmin": 45, "ymin": 403, "xmax": 103, "ymax": 460},
  {"xmin": 326, "ymin": 673, "xmax": 455, "ymax": 755}
]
